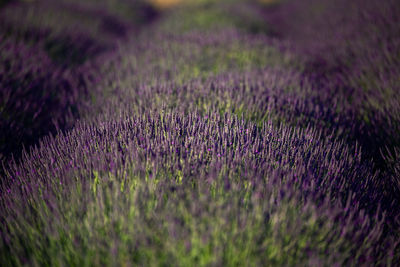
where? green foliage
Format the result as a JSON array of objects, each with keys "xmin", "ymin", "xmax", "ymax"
[
  {"xmin": 160, "ymin": 0, "xmax": 272, "ymax": 35},
  {"xmin": 0, "ymin": 162, "xmax": 365, "ymax": 266}
]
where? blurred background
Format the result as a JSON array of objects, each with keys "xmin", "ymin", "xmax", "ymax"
[{"xmin": 0, "ymin": 0, "xmax": 279, "ymax": 164}]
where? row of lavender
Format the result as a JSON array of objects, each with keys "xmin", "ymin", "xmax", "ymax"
[
  {"xmin": 1, "ymin": 0, "xmax": 399, "ymax": 265},
  {"xmin": 1, "ymin": 112, "xmax": 393, "ymax": 265},
  {"xmin": 0, "ymin": 0, "xmax": 157, "ymax": 164},
  {"xmin": 264, "ymin": 0, "xmax": 400, "ymax": 244},
  {"xmin": 263, "ymin": 0, "xmax": 400, "ymax": 175}
]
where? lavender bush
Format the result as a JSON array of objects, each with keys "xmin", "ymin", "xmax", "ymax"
[
  {"xmin": 0, "ymin": 0, "xmax": 157, "ymax": 164},
  {"xmin": 1, "ymin": 112, "xmax": 394, "ymax": 265},
  {"xmin": 0, "ymin": 0, "xmax": 399, "ymax": 265},
  {"xmin": 261, "ymin": 0, "xmax": 400, "ymax": 230}
]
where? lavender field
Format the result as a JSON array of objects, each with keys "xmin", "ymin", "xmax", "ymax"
[{"xmin": 0, "ymin": 0, "xmax": 399, "ymax": 265}]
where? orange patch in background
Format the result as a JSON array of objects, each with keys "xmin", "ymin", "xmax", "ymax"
[
  {"xmin": 148, "ymin": 0, "xmax": 282, "ymax": 9},
  {"xmin": 148, "ymin": 0, "xmax": 183, "ymax": 9}
]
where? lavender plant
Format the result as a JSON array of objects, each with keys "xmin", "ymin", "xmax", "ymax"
[{"xmin": 1, "ymin": 112, "xmax": 394, "ymax": 265}]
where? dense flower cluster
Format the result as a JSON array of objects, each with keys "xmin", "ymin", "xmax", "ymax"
[
  {"xmin": 0, "ymin": 0, "xmax": 399, "ymax": 265},
  {"xmin": 0, "ymin": 112, "xmax": 390, "ymax": 265}
]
